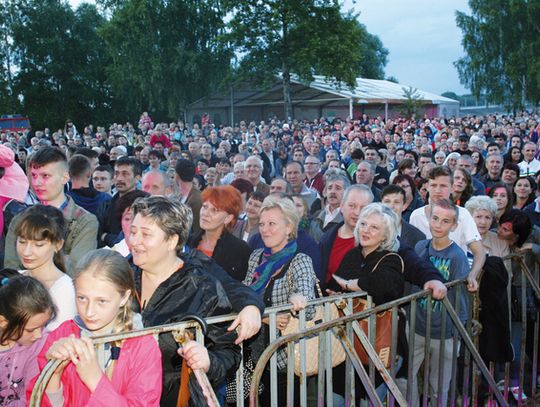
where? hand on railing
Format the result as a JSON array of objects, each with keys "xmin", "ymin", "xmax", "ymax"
[
  {"xmin": 423, "ymin": 279, "xmax": 448, "ymax": 299},
  {"xmin": 227, "ymin": 305, "xmax": 262, "ymax": 345},
  {"xmin": 289, "ymin": 293, "xmax": 308, "ymax": 315},
  {"xmin": 177, "ymin": 340, "xmax": 211, "ymax": 373},
  {"xmin": 263, "ymin": 313, "xmax": 291, "ymax": 331}
]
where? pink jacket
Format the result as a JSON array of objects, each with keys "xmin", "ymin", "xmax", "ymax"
[{"xmin": 28, "ymin": 320, "xmax": 162, "ymax": 407}]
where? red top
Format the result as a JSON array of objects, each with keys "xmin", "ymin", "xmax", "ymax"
[{"xmin": 326, "ymin": 235, "xmax": 355, "ymax": 283}]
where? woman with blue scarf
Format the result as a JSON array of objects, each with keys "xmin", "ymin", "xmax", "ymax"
[{"xmin": 243, "ymin": 195, "xmax": 316, "ymax": 405}]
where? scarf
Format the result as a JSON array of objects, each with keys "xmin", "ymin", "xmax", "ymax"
[{"xmin": 250, "ymin": 240, "xmax": 297, "ymax": 295}]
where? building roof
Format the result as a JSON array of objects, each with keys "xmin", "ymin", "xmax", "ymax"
[{"xmin": 187, "ymin": 74, "xmax": 459, "ymax": 109}]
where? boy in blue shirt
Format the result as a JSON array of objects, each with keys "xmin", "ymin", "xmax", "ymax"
[{"xmin": 411, "ymin": 198, "xmax": 469, "ymax": 406}]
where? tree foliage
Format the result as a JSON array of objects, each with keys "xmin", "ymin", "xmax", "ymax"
[
  {"xmin": 401, "ymin": 86, "xmax": 423, "ymax": 119},
  {"xmin": 99, "ymin": 0, "xmax": 230, "ymax": 120},
  {"xmin": 222, "ymin": 0, "xmax": 387, "ymax": 119},
  {"xmin": 455, "ymin": 0, "xmax": 540, "ymax": 110}
]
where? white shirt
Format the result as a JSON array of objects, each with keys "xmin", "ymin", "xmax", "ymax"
[
  {"xmin": 323, "ymin": 205, "xmax": 340, "ymax": 228},
  {"xmin": 409, "ymin": 205, "xmax": 482, "ymax": 254},
  {"xmin": 518, "ymin": 159, "xmax": 540, "ymax": 177}
]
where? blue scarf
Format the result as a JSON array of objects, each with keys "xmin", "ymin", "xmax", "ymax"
[{"xmin": 250, "ymin": 240, "xmax": 298, "ymax": 295}]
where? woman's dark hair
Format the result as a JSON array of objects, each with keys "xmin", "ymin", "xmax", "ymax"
[
  {"xmin": 392, "ymin": 174, "xmax": 418, "ymax": 195},
  {"xmin": 397, "ymin": 158, "xmax": 416, "ymax": 174},
  {"xmin": 504, "ymin": 146, "xmax": 523, "ymax": 164},
  {"xmin": 513, "ymin": 176, "xmax": 536, "ymax": 208},
  {"xmin": 452, "ymin": 168, "xmax": 474, "ymax": 206},
  {"xmin": 488, "ymin": 183, "xmax": 514, "ymax": 213},
  {"xmin": 14, "ymin": 205, "xmax": 67, "ymax": 273},
  {"xmin": 0, "ymin": 274, "xmax": 56, "ymax": 345},
  {"xmin": 499, "ymin": 209, "xmax": 532, "ymax": 247},
  {"xmin": 474, "ymin": 152, "xmax": 486, "ymax": 175}
]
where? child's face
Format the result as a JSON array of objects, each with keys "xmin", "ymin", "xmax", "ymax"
[
  {"xmin": 75, "ymin": 272, "xmax": 130, "ymax": 336},
  {"xmin": 429, "ymin": 205, "xmax": 457, "ymax": 239},
  {"xmin": 15, "ymin": 311, "xmax": 51, "ymax": 346},
  {"xmin": 16, "ymin": 237, "xmax": 62, "ymax": 271}
]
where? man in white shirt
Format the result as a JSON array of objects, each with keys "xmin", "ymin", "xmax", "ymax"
[
  {"xmin": 518, "ymin": 142, "xmax": 540, "ymax": 177},
  {"xmin": 410, "ymin": 166, "xmax": 485, "ymax": 291}
]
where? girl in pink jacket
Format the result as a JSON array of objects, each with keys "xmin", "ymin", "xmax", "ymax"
[{"xmin": 30, "ymin": 249, "xmax": 162, "ymax": 406}]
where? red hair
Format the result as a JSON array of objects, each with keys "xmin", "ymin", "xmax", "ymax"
[{"xmin": 201, "ymin": 185, "xmax": 242, "ymax": 230}]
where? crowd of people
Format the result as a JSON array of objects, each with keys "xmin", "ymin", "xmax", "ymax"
[{"xmin": 1, "ymin": 110, "xmax": 540, "ymax": 405}]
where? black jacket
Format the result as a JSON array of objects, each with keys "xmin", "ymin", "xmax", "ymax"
[
  {"xmin": 95, "ymin": 192, "xmax": 121, "ymax": 247},
  {"xmin": 133, "ymin": 252, "xmax": 245, "ymax": 406},
  {"xmin": 188, "ymin": 230, "xmax": 252, "ymax": 281}
]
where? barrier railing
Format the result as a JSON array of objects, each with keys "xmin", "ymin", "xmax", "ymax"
[{"xmin": 29, "ymin": 252, "xmax": 540, "ymax": 406}]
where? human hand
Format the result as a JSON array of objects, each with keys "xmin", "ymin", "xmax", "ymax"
[
  {"xmin": 46, "ymin": 334, "xmax": 78, "ymax": 362},
  {"xmin": 227, "ymin": 305, "xmax": 262, "ymax": 345},
  {"xmin": 423, "ymin": 280, "xmax": 447, "ymax": 300},
  {"xmin": 332, "ymin": 275, "xmax": 357, "ymax": 291},
  {"xmin": 325, "ymin": 288, "xmax": 341, "ymax": 296},
  {"xmin": 275, "ymin": 313, "xmax": 291, "ymax": 332},
  {"xmin": 289, "ymin": 293, "xmax": 307, "ymax": 314},
  {"xmin": 70, "ymin": 337, "xmax": 103, "ymax": 392},
  {"xmin": 178, "ymin": 340, "xmax": 211, "ymax": 373},
  {"xmin": 467, "ymin": 275, "xmax": 479, "ymax": 293}
]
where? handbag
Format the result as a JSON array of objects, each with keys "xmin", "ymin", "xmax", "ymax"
[
  {"xmin": 225, "ymin": 353, "xmax": 264, "ymax": 404},
  {"xmin": 340, "ymin": 252, "xmax": 404, "ymax": 368},
  {"xmin": 282, "ymin": 272, "xmax": 347, "ymax": 376}
]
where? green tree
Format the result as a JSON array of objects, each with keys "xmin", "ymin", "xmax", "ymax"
[
  {"xmin": 11, "ymin": 0, "xmax": 111, "ymax": 128},
  {"xmin": 0, "ymin": 0, "xmax": 23, "ymax": 113},
  {"xmin": 455, "ymin": 0, "xmax": 540, "ymax": 110},
  {"xmin": 99, "ymin": 0, "xmax": 231, "ymax": 120},
  {"xmin": 441, "ymin": 91, "xmax": 459, "ymax": 101},
  {"xmin": 223, "ymin": 0, "xmax": 387, "ymax": 119},
  {"xmin": 401, "ymin": 86, "xmax": 423, "ymax": 119}
]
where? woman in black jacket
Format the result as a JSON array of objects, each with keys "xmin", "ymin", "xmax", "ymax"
[
  {"xmin": 188, "ymin": 185, "xmax": 252, "ymax": 281},
  {"xmin": 129, "ymin": 196, "xmax": 259, "ymax": 406}
]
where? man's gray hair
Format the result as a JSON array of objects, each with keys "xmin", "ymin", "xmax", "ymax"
[
  {"xmin": 324, "ymin": 173, "xmax": 351, "ymax": 189},
  {"xmin": 342, "ymin": 184, "xmax": 374, "ymax": 205}
]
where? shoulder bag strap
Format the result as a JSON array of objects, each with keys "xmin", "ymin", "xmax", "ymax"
[{"xmin": 371, "ymin": 252, "xmax": 405, "ymax": 274}]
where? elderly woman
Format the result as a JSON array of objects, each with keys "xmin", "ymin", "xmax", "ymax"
[
  {"xmin": 443, "ymin": 152, "xmax": 460, "ymax": 171},
  {"xmin": 129, "ymin": 196, "xmax": 264, "ymax": 406},
  {"xmin": 465, "ymin": 196, "xmax": 509, "ymax": 258},
  {"xmin": 188, "ymin": 185, "xmax": 252, "ymax": 281},
  {"xmin": 328, "ymin": 203, "xmax": 405, "ymax": 401},
  {"xmin": 243, "ymin": 195, "xmax": 316, "ymax": 406}
]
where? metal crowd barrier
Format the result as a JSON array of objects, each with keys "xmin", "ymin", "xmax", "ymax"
[{"xmin": 29, "ymin": 252, "xmax": 540, "ymax": 406}]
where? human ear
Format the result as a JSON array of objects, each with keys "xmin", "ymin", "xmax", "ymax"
[{"xmin": 0, "ymin": 315, "xmax": 8, "ymax": 329}]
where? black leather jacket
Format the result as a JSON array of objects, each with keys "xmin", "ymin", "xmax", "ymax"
[{"xmin": 132, "ymin": 251, "xmax": 257, "ymax": 406}]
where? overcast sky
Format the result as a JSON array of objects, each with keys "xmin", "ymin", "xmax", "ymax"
[
  {"xmin": 348, "ymin": 0, "xmax": 471, "ymax": 95},
  {"xmin": 69, "ymin": 0, "xmax": 471, "ymax": 96}
]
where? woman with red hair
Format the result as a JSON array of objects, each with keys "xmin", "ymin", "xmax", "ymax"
[{"xmin": 188, "ymin": 185, "xmax": 252, "ymax": 281}]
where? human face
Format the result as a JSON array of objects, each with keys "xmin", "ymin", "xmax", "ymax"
[
  {"xmin": 292, "ymin": 197, "xmax": 306, "ymax": 218},
  {"xmin": 402, "ymin": 164, "xmax": 418, "ymax": 178},
  {"xmin": 245, "ymin": 197, "xmax": 262, "ymax": 220},
  {"xmin": 341, "ymin": 189, "xmax": 371, "ymax": 230},
  {"xmin": 456, "ymin": 159, "xmax": 473, "ymax": 173},
  {"xmin": 357, "ymin": 213, "xmax": 385, "ymax": 252},
  {"xmin": 523, "ymin": 144, "xmax": 537, "ymax": 162},
  {"xmin": 285, "ymin": 163, "xmax": 304, "ymax": 188},
  {"xmin": 121, "ymin": 208, "xmax": 133, "ymax": 245},
  {"xmin": 139, "ymin": 149, "xmax": 150, "ymax": 164},
  {"xmin": 130, "ymin": 214, "xmax": 178, "ymax": 270},
  {"xmin": 502, "ymin": 169, "xmax": 518, "ymax": 186},
  {"xmin": 325, "ymin": 180, "xmax": 346, "ymax": 209},
  {"xmin": 511, "ymin": 148, "xmax": 522, "ymax": 163},
  {"xmin": 293, "ymin": 150, "xmax": 304, "ymax": 162},
  {"xmin": 397, "ymin": 181, "xmax": 413, "ymax": 201},
  {"xmin": 491, "ymin": 187, "xmax": 509, "ymax": 211},
  {"xmin": 30, "ymin": 162, "xmax": 69, "ymax": 205},
  {"xmin": 259, "ymin": 208, "xmax": 293, "ymax": 254},
  {"xmin": 427, "ymin": 175, "xmax": 452, "ymax": 203},
  {"xmin": 382, "ymin": 193, "xmax": 405, "ymax": 217},
  {"xmin": 149, "ymin": 154, "xmax": 161, "ymax": 169},
  {"xmin": 419, "ymin": 156, "xmax": 432, "ymax": 169},
  {"xmin": 92, "ymin": 170, "xmax": 113, "ymax": 194},
  {"xmin": 429, "ymin": 205, "xmax": 456, "ymax": 239},
  {"xmin": 355, "ymin": 164, "xmax": 373, "ymax": 185},
  {"xmin": 435, "ymin": 154, "xmax": 445, "ymax": 166},
  {"xmin": 114, "ymin": 165, "xmax": 138, "ymax": 195},
  {"xmin": 497, "ymin": 221, "xmax": 517, "ymax": 244},
  {"xmin": 472, "ymin": 209, "xmax": 493, "ymax": 236},
  {"xmin": 200, "ymin": 201, "xmax": 233, "ymax": 233},
  {"xmin": 452, "ymin": 170, "xmax": 467, "ymax": 194},
  {"xmin": 471, "ymin": 152, "xmax": 480, "ymax": 164},
  {"xmin": 16, "ymin": 237, "xmax": 62, "ymax": 272},
  {"xmin": 7, "ymin": 311, "xmax": 52, "ymax": 346},
  {"xmin": 142, "ymin": 172, "xmax": 167, "ymax": 196},
  {"xmin": 75, "ymin": 272, "xmax": 130, "ymax": 336},
  {"xmin": 364, "ymin": 149, "xmax": 378, "ymax": 163},
  {"xmin": 486, "ymin": 156, "xmax": 503, "ymax": 177},
  {"xmin": 514, "ymin": 178, "xmax": 532, "ymax": 199},
  {"xmin": 270, "ymin": 179, "xmax": 287, "ymax": 193},
  {"xmin": 304, "ymin": 158, "xmax": 320, "ymax": 175},
  {"xmin": 245, "ymin": 158, "xmax": 262, "ymax": 182},
  {"xmin": 419, "ymin": 182, "xmax": 428, "ymax": 201}
]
